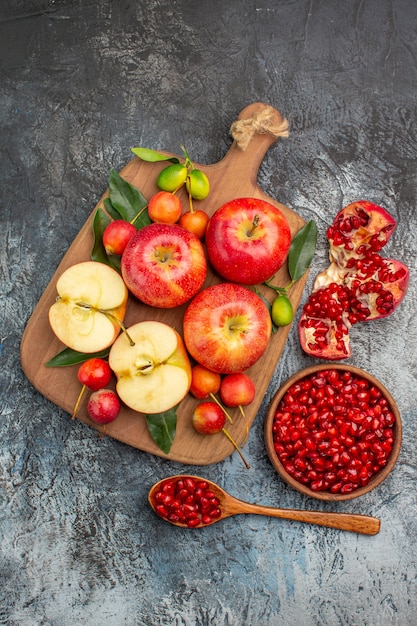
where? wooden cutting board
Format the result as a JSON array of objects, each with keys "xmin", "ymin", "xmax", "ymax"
[{"xmin": 20, "ymin": 102, "xmax": 308, "ymax": 466}]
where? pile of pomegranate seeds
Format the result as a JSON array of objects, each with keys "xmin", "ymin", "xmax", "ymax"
[
  {"xmin": 272, "ymin": 369, "xmax": 396, "ymax": 495},
  {"xmin": 151, "ymin": 477, "xmax": 222, "ymax": 527}
]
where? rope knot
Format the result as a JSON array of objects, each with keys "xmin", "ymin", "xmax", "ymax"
[{"xmin": 230, "ymin": 105, "xmax": 289, "ymax": 151}]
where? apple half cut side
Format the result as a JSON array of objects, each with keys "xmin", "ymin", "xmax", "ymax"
[
  {"xmin": 108, "ymin": 321, "xmax": 192, "ymax": 414},
  {"xmin": 48, "ymin": 261, "xmax": 128, "ymax": 353},
  {"xmin": 183, "ymin": 282, "xmax": 272, "ymax": 374}
]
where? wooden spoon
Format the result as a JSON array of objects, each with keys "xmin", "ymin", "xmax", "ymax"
[{"xmin": 148, "ymin": 475, "xmax": 381, "ymax": 535}]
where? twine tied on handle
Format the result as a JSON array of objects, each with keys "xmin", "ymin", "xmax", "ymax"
[{"xmin": 230, "ymin": 105, "xmax": 289, "ymax": 151}]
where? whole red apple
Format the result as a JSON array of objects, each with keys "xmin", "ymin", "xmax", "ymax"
[
  {"xmin": 183, "ymin": 282, "xmax": 272, "ymax": 373},
  {"xmin": 121, "ymin": 223, "xmax": 207, "ymax": 308},
  {"xmin": 205, "ymin": 197, "xmax": 291, "ymax": 285}
]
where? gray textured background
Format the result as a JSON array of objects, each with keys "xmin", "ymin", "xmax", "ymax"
[{"xmin": 1, "ymin": 1, "xmax": 417, "ymax": 624}]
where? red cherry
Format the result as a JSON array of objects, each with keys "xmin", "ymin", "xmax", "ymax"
[
  {"xmin": 103, "ymin": 220, "xmax": 136, "ymax": 256},
  {"xmin": 77, "ymin": 358, "xmax": 112, "ymax": 391},
  {"xmin": 72, "ymin": 358, "xmax": 112, "ymax": 420},
  {"xmin": 148, "ymin": 191, "xmax": 182, "ymax": 224},
  {"xmin": 87, "ymin": 389, "xmax": 120, "ymax": 425}
]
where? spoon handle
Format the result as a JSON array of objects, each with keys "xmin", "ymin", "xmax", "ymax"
[{"xmin": 227, "ymin": 500, "xmax": 380, "ymax": 535}]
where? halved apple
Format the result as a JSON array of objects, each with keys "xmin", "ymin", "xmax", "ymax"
[
  {"xmin": 108, "ymin": 321, "xmax": 192, "ymax": 414},
  {"xmin": 48, "ymin": 261, "xmax": 128, "ymax": 353}
]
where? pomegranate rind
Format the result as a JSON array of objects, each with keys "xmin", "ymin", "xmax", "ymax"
[
  {"xmin": 299, "ymin": 202, "xmax": 409, "ymax": 360},
  {"xmin": 327, "ymin": 200, "xmax": 397, "ymax": 267}
]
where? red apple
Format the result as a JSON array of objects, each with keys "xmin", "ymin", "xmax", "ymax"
[
  {"xmin": 205, "ymin": 197, "xmax": 291, "ymax": 285},
  {"xmin": 183, "ymin": 282, "xmax": 272, "ymax": 373},
  {"xmin": 121, "ymin": 223, "xmax": 207, "ymax": 308}
]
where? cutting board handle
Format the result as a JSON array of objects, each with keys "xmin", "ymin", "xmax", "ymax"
[{"xmin": 213, "ymin": 102, "xmax": 290, "ymax": 189}]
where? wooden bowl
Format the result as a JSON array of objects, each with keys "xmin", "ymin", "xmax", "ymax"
[{"xmin": 264, "ymin": 364, "xmax": 402, "ymax": 501}]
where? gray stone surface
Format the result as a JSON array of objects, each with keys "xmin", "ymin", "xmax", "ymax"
[{"xmin": 1, "ymin": 1, "xmax": 416, "ymax": 624}]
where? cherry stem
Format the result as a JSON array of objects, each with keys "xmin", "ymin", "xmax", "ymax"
[
  {"xmin": 238, "ymin": 404, "xmax": 249, "ymax": 447},
  {"xmin": 72, "ymin": 384, "xmax": 86, "ymax": 420},
  {"xmin": 180, "ymin": 144, "xmax": 193, "ymax": 169},
  {"xmin": 209, "ymin": 393, "xmax": 233, "ymax": 423},
  {"xmin": 263, "ymin": 277, "xmax": 294, "ymax": 295},
  {"xmin": 130, "ymin": 204, "xmax": 148, "ymax": 225},
  {"xmin": 187, "ymin": 179, "xmax": 194, "ymax": 213},
  {"xmin": 222, "ymin": 428, "xmax": 250, "ymax": 469},
  {"xmin": 75, "ymin": 301, "xmax": 135, "ymax": 346},
  {"xmin": 172, "ymin": 184, "xmax": 184, "ymax": 195}
]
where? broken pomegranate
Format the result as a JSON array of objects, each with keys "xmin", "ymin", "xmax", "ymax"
[{"xmin": 299, "ymin": 201, "xmax": 409, "ymax": 360}]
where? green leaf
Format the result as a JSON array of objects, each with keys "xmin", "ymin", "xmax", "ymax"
[
  {"xmin": 103, "ymin": 196, "xmax": 122, "ymax": 220},
  {"xmin": 91, "ymin": 208, "xmax": 120, "ymax": 270},
  {"xmin": 131, "ymin": 147, "xmax": 180, "ymax": 164},
  {"xmin": 146, "ymin": 407, "xmax": 177, "ymax": 454},
  {"xmin": 91, "ymin": 208, "xmax": 111, "ymax": 263},
  {"xmin": 288, "ymin": 220, "xmax": 318, "ymax": 283},
  {"xmin": 46, "ymin": 347, "xmax": 110, "ymax": 367},
  {"xmin": 108, "ymin": 169, "xmax": 148, "ymax": 222}
]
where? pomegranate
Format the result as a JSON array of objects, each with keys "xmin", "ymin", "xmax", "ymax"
[
  {"xmin": 271, "ymin": 368, "xmax": 397, "ymax": 495},
  {"xmin": 299, "ymin": 201, "xmax": 409, "ymax": 359},
  {"xmin": 150, "ymin": 476, "xmax": 222, "ymax": 528}
]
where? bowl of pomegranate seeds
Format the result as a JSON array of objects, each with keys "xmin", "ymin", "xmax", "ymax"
[{"xmin": 265, "ymin": 364, "xmax": 402, "ymax": 501}]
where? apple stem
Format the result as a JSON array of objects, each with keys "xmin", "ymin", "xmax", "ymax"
[
  {"xmin": 72, "ymin": 384, "xmax": 86, "ymax": 420},
  {"xmin": 209, "ymin": 393, "xmax": 233, "ymax": 424},
  {"xmin": 222, "ymin": 428, "xmax": 250, "ymax": 469},
  {"xmin": 75, "ymin": 302, "xmax": 135, "ymax": 346},
  {"xmin": 247, "ymin": 214, "xmax": 260, "ymax": 237}
]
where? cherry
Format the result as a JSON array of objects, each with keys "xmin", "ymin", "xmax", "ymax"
[
  {"xmin": 179, "ymin": 209, "xmax": 210, "ymax": 239},
  {"xmin": 190, "ymin": 364, "xmax": 221, "ymax": 398},
  {"xmin": 190, "ymin": 365, "xmax": 233, "ymax": 423},
  {"xmin": 219, "ymin": 373, "xmax": 255, "ymax": 419},
  {"xmin": 193, "ymin": 402, "xmax": 250, "ymax": 469},
  {"xmin": 147, "ymin": 190, "xmax": 183, "ymax": 224},
  {"xmin": 271, "ymin": 294, "xmax": 294, "ymax": 327},
  {"xmin": 156, "ymin": 163, "xmax": 188, "ymax": 192},
  {"xmin": 271, "ymin": 369, "xmax": 396, "ymax": 494},
  {"xmin": 72, "ymin": 358, "xmax": 112, "ymax": 419},
  {"xmin": 185, "ymin": 169, "xmax": 210, "ymax": 200},
  {"xmin": 102, "ymin": 219, "xmax": 136, "ymax": 256},
  {"xmin": 150, "ymin": 476, "xmax": 222, "ymax": 528},
  {"xmin": 87, "ymin": 388, "xmax": 121, "ymax": 428}
]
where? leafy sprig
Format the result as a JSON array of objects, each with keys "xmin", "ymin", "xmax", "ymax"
[
  {"xmin": 91, "ymin": 170, "xmax": 151, "ymax": 269},
  {"xmin": 262, "ymin": 219, "xmax": 318, "ymax": 331}
]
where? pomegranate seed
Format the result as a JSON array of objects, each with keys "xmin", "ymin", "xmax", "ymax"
[
  {"xmin": 272, "ymin": 369, "xmax": 397, "ymax": 495},
  {"xmin": 151, "ymin": 477, "xmax": 224, "ymax": 526}
]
